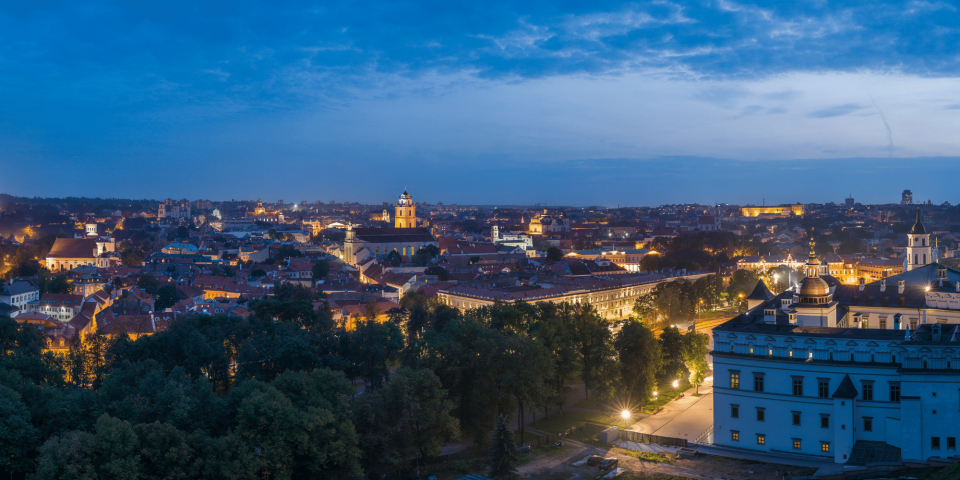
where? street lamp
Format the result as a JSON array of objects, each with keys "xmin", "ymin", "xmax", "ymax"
[
  {"xmin": 672, "ymin": 380, "xmax": 679, "ymax": 397},
  {"xmin": 621, "ymin": 409, "xmax": 631, "ymax": 427}
]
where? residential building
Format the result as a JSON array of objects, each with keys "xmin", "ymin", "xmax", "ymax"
[{"xmin": 0, "ymin": 280, "xmax": 39, "ymax": 317}]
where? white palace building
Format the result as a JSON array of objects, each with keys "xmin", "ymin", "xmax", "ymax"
[{"xmin": 714, "ymin": 210, "xmax": 960, "ymax": 464}]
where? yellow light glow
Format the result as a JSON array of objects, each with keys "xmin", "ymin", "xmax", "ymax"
[
  {"xmin": 621, "ymin": 410, "xmax": 631, "ymax": 420},
  {"xmin": 672, "ymin": 380, "xmax": 679, "ymax": 388}
]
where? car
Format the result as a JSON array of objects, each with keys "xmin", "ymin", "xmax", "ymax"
[
  {"xmin": 585, "ymin": 454, "xmax": 603, "ymax": 466},
  {"xmin": 599, "ymin": 458, "xmax": 619, "ymax": 470}
]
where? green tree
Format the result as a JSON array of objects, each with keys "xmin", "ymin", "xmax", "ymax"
[
  {"xmin": 47, "ymin": 275, "xmax": 75, "ymax": 294},
  {"xmin": 614, "ymin": 320, "xmax": 661, "ymax": 407},
  {"xmin": 121, "ymin": 250, "xmax": 145, "ymax": 267},
  {"xmin": 424, "ymin": 265, "xmax": 448, "ymax": 281},
  {"xmin": 572, "ymin": 306, "xmax": 619, "ymax": 400},
  {"xmin": 386, "ymin": 250, "xmax": 402, "ymax": 267},
  {"xmin": 683, "ymin": 332, "xmax": 710, "ymax": 394},
  {"xmin": 380, "ymin": 368, "xmax": 460, "ymax": 469},
  {"xmin": 176, "ymin": 226, "xmax": 189, "ymax": 239},
  {"xmin": 499, "ymin": 335, "xmax": 555, "ymax": 444},
  {"xmin": 487, "ymin": 413, "xmax": 518, "ymax": 480},
  {"xmin": 135, "ymin": 421, "xmax": 193, "ymax": 480},
  {"xmin": 0, "ymin": 385, "xmax": 40, "ymax": 474},
  {"xmin": 34, "ymin": 414, "xmax": 142, "ymax": 480},
  {"xmin": 311, "ymin": 259, "xmax": 330, "ymax": 280},
  {"xmin": 250, "ymin": 269, "xmax": 267, "ymax": 278},
  {"xmin": 545, "ymin": 246, "xmax": 563, "ymax": 262},
  {"xmin": 137, "ymin": 274, "xmax": 161, "ymax": 295},
  {"xmin": 658, "ymin": 327, "xmax": 687, "ymax": 385},
  {"xmin": 632, "ymin": 293, "xmax": 656, "ymax": 325},
  {"xmin": 155, "ymin": 284, "xmax": 179, "ymax": 311},
  {"xmin": 727, "ymin": 269, "xmax": 760, "ymax": 311}
]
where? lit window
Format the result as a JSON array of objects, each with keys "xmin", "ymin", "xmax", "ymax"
[
  {"xmin": 757, "ymin": 434, "xmax": 766, "ymax": 445},
  {"xmin": 821, "ymin": 442, "xmax": 830, "ymax": 453},
  {"xmin": 731, "ymin": 431, "xmax": 740, "ymax": 442},
  {"xmin": 793, "ymin": 439, "xmax": 801, "ymax": 450}
]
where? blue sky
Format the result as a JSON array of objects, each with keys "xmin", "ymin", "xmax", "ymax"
[{"xmin": 1, "ymin": 0, "xmax": 958, "ymax": 205}]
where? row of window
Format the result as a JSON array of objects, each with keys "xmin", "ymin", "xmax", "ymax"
[
  {"xmin": 731, "ymin": 372, "xmax": 901, "ymax": 401},
  {"xmin": 731, "ymin": 405, "xmax": 878, "ymax": 431},
  {"xmin": 729, "ymin": 431, "xmax": 830, "ymax": 452}
]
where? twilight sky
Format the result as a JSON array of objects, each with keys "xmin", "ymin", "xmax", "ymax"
[{"xmin": 1, "ymin": 0, "xmax": 958, "ymax": 206}]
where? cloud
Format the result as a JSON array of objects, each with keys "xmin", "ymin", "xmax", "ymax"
[
  {"xmin": 761, "ymin": 91, "xmax": 803, "ymax": 101},
  {"xmin": 1, "ymin": 0, "xmax": 960, "ymax": 115},
  {"xmin": 693, "ymin": 87, "xmax": 752, "ymax": 108},
  {"xmin": 807, "ymin": 104, "xmax": 865, "ymax": 118},
  {"xmin": 945, "ymin": 104, "xmax": 960, "ymax": 110}
]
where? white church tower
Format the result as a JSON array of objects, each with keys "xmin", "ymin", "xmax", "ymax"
[{"xmin": 906, "ymin": 207, "xmax": 931, "ymax": 272}]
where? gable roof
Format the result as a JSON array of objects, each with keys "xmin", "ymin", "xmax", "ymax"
[{"xmin": 47, "ymin": 238, "xmax": 99, "ymax": 259}]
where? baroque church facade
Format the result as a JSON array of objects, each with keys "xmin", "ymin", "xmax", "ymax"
[{"xmin": 340, "ymin": 189, "xmax": 437, "ymax": 266}]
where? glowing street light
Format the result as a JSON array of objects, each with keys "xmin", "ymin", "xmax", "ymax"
[{"xmin": 621, "ymin": 410, "xmax": 631, "ymax": 421}]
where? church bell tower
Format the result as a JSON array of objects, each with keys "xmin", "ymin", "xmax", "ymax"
[
  {"xmin": 906, "ymin": 207, "xmax": 931, "ymax": 272},
  {"xmin": 395, "ymin": 188, "xmax": 417, "ymax": 228}
]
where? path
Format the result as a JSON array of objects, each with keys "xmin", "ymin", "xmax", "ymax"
[{"xmin": 624, "ymin": 378, "xmax": 714, "ymax": 443}]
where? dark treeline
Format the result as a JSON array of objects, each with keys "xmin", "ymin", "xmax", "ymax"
[{"xmin": 0, "ymin": 291, "xmax": 708, "ymax": 479}]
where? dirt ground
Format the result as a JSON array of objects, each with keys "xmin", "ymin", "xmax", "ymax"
[{"xmin": 513, "ymin": 442, "xmax": 818, "ymax": 480}]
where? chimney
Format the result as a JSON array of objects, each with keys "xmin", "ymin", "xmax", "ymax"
[
  {"xmin": 858, "ymin": 278, "xmax": 865, "ymax": 292},
  {"xmin": 898, "ymin": 280, "xmax": 905, "ymax": 295},
  {"xmin": 880, "ymin": 279, "xmax": 886, "ymax": 292}
]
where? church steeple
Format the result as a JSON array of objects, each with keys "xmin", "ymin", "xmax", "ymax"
[{"xmin": 906, "ymin": 207, "xmax": 931, "ymax": 272}]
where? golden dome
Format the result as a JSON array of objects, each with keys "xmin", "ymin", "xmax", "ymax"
[{"xmin": 798, "ymin": 276, "xmax": 830, "ymax": 297}]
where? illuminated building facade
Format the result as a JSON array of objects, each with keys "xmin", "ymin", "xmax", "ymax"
[
  {"xmin": 395, "ymin": 189, "xmax": 417, "ymax": 228},
  {"xmin": 741, "ymin": 204, "xmax": 805, "ymax": 218}
]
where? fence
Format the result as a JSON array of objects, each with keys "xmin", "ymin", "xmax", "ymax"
[{"xmin": 619, "ymin": 430, "xmax": 688, "ymax": 448}]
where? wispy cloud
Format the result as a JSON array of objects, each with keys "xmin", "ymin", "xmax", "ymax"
[{"xmin": 808, "ymin": 104, "xmax": 864, "ymax": 118}]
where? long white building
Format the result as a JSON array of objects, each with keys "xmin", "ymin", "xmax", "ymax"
[{"xmin": 713, "ymin": 213, "xmax": 960, "ymax": 464}]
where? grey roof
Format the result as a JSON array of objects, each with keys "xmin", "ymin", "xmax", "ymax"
[
  {"xmin": 866, "ymin": 262, "xmax": 960, "ymax": 290},
  {"xmin": 745, "ymin": 280, "xmax": 774, "ymax": 301},
  {"xmin": 832, "ymin": 374, "xmax": 859, "ymax": 399},
  {"xmin": 0, "ymin": 281, "xmax": 38, "ymax": 296},
  {"xmin": 0, "ymin": 302, "xmax": 19, "ymax": 316}
]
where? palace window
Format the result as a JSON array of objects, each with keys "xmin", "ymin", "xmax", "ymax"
[
  {"xmin": 949, "ymin": 437, "xmax": 956, "ymax": 450},
  {"xmin": 821, "ymin": 414, "xmax": 830, "ymax": 428},
  {"xmin": 757, "ymin": 434, "xmax": 766, "ymax": 445},
  {"xmin": 818, "ymin": 379, "xmax": 830, "ymax": 398},
  {"xmin": 731, "ymin": 430, "xmax": 739, "ymax": 442},
  {"xmin": 793, "ymin": 439, "xmax": 802, "ymax": 450},
  {"xmin": 821, "ymin": 442, "xmax": 830, "ymax": 453},
  {"xmin": 862, "ymin": 382, "xmax": 874, "ymax": 401},
  {"xmin": 932, "ymin": 437, "xmax": 941, "ymax": 450},
  {"xmin": 863, "ymin": 417, "xmax": 873, "ymax": 432},
  {"xmin": 756, "ymin": 408, "xmax": 765, "ymax": 422},
  {"xmin": 730, "ymin": 371, "xmax": 740, "ymax": 389},
  {"xmin": 792, "ymin": 412, "xmax": 801, "ymax": 426},
  {"xmin": 792, "ymin": 377, "xmax": 804, "ymax": 396},
  {"xmin": 754, "ymin": 374, "xmax": 765, "ymax": 392},
  {"xmin": 731, "ymin": 404, "xmax": 739, "ymax": 418}
]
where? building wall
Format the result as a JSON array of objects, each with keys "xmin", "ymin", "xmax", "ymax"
[
  {"xmin": 439, "ymin": 274, "xmax": 708, "ymax": 320},
  {"xmin": 713, "ymin": 327, "xmax": 960, "ymax": 463}
]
